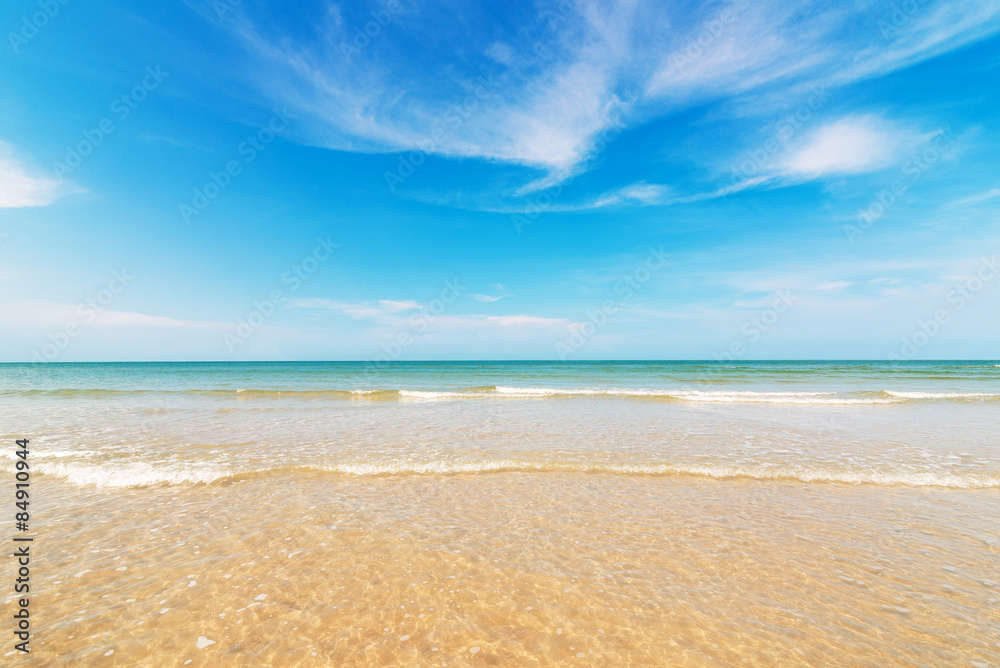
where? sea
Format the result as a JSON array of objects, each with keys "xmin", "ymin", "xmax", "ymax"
[{"xmin": 3, "ymin": 361, "xmax": 998, "ymax": 665}]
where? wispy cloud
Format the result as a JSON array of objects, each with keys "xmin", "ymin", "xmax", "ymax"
[
  {"xmin": 816, "ymin": 280, "xmax": 854, "ymax": 291},
  {"xmin": 200, "ymin": 0, "xmax": 1000, "ymax": 188},
  {"xmin": 471, "ymin": 284, "xmax": 510, "ymax": 303},
  {"xmin": 1, "ymin": 301, "xmax": 225, "ymax": 329},
  {"xmin": 426, "ymin": 181, "xmax": 671, "ymax": 214},
  {"xmin": 290, "ymin": 296, "xmax": 570, "ymax": 332},
  {"xmin": 0, "ymin": 142, "xmax": 66, "ymax": 208},
  {"xmin": 944, "ymin": 187, "xmax": 1000, "ymax": 210},
  {"xmin": 591, "ymin": 182, "xmax": 670, "ymax": 208}
]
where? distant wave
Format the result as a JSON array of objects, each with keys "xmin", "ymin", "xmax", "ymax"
[
  {"xmin": 883, "ymin": 391, "xmax": 1000, "ymax": 399},
  {"xmin": 1, "ymin": 388, "xmax": 394, "ymax": 398},
  {"xmin": 398, "ymin": 390, "xmax": 472, "ymax": 398},
  {"xmin": 493, "ymin": 387, "xmax": 894, "ymax": 404},
  {"xmin": 4, "ymin": 386, "xmax": 999, "ymax": 404},
  {"xmin": 27, "ymin": 459, "xmax": 1000, "ymax": 489}
]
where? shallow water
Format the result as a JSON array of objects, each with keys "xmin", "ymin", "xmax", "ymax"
[{"xmin": 3, "ymin": 361, "xmax": 999, "ymax": 665}]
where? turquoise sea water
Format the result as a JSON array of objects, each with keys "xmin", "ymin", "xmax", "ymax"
[
  {"xmin": 3, "ymin": 359, "xmax": 1000, "ymax": 396},
  {"xmin": 3, "ymin": 360, "xmax": 999, "ymax": 488}
]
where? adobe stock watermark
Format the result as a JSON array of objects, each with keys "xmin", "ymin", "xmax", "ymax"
[
  {"xmin": 877, "ymin": 0, "xmax": 933, "ymax": 38},
  {"xmin": 888, "ymin": 254, "xmax": 999, "ymax": 360},
  {"xmin": 383, "ymin": 76, "xmax": 499, "ymax": 192},
  {"xmin": 30, "ymin": 269, "xmax": 134, "ymax": 362},
  {"xmin": 52, "ymin": 66, "xmax": 169, "ymax": 178},
  {"xmin": 556, "ymin": 247, "xmax": 669, "ymax": 359},
  {"xmin": 718, "ymin": 85, "xmax": 831, "ymax": 196},
  {"xmin": 7, "ymin": 0, "xmax": 70, "ymax": 54},
  {"xmin": 362, "ymin": 279, "xmax": 467, "ymax": 376},
  {"xmin": 339, "ymin": 0, "xmax": 404, "ymax": 62},
  {"xmin": 179, "ymin": 107, "xmax": 294, "ymax": 223},
  {"xmin": 715, "ymin": 290, "xmax": 796, "ymax": 361},
  {"xmin": 843, "ymin": 129, "xmax": 955, "ymax": 244},
  {"xmin": 224, "ymin": 236, "xmax": 336, "ymax": 352},
  {"xmin": 661, "ymin": 0, "xmax": 751, "ymax": 76},
  {"xmin": 531, "ymin": 0, "xmax": 578, "ymax": 57},
  {"xmin": 512, "ymin": 112, "xmax": 625, "ymax": 234},
  {"xmin": 212, "ymin": 0, "xmax": 242, "ymax": 20}
]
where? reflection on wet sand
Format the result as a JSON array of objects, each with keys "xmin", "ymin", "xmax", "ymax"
[{"xmin": 22, "ymin": 472, "xmax": 1000, "ymax": 666}]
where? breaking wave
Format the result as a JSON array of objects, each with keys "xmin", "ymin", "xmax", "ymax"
[{"xmin": 27, "ymin": 459, "xmax": 1000, "ymax": 489}]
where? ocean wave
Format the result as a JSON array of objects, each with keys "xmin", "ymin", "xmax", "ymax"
[
  {"xmin": 322, "ymin": 460, "xmax": 999, "ymax": 488},
  {"xmin": 882, "ymin": 391, "xmax": 1000, "ymax": 399},
  {"xmin": 1, "ymin": 387, "xmax": 399, "ymax": 399},
  {"xmin": 36, "ymin": 462, "xmax": 233, "ymax": 487},
  {"xmin": 398, "ymin": 390, "xmax": 478, "ymax": 399},
  {"xmin": 28, "ymin": 459, "xmax": 1000, "ymax": 489},
  {"xmin": 4, "ymin": 449, "xmax": 95, "ymax": 460},
  {"xmin": 0, "ymin": 388, "xmax": 151, "ymax": 397},
  {"xmin": 493, "ymin": 387, "xmax": 896, "ymax": 404},
  {"xmin": 3, "ymin": 386, "xmax": 998, "ymax": 404}
]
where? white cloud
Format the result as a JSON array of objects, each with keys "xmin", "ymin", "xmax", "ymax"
[
  {"xmin": 290, "ymin": 298, "xmax": 417, "ymax": 320},
  {"xmin": 290, "ymin": 296, "xmax": 569, "ymax": 332},
  {"xmin": 202, "ymin": 0, "xmax": 1000, "ymax": 189},
  {"xmin": 0, "ymin": 301, "xmax": 224, "ymax": 329},
  {"xmin": 471, "ymin": 284, "xmax": 510, "ymax": 303},
  {"xmin": 645, "ymin": 1, "xmax": 811, "ymax": 101},
  {"xmin": 453, "ymin": 181, "xmax": 671, "ymax": 214},
  {"xmin": 533, "ymin": 181, "xmax": 670, "ymax": 211},
  {"xmin": 377, "ymin": 299, "xmax": 422, "ymax": 313},
  {"xmin": 592, "ymin": 182, "xmax": 669, "ymax": 208},
  {"xmin": 0, "ymin": 142, "xmax": 64, "ymax": 208},
  {"xmin": 779, "ymin": 116, "xmax": 918, "ymax": 178},
  {"xmin": 944, "ymin": 188, "xmax": 1000, "ymax": 210},
  {"xmin": 91, "ymin": 310, "xmax": 219, "ymax": 328},
  {"xmin": 290, "ymin": 298, "xmax": 414, "ymax": 322},
  {"xmin": 816, "ymin": 280, "xmax": 854, "ymax": 291},
  {"xmin": 482, "ymin": 314, "xmax": 566, "ymax": 328}
]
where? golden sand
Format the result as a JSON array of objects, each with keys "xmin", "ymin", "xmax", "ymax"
[{"xmin": 18, "ymin": 471, "xmax": 1000, "ymax": 666}]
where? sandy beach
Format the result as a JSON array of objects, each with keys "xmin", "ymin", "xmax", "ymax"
[{"xmin": 5, "ymin": 362, "xmax": 999, "ymax": 665}]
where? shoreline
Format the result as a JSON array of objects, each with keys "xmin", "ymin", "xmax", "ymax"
[{"xmin": 18, "ymin": 471, "xmax": 1000, "ymax": 666}]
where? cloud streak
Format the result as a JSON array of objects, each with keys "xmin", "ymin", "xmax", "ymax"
[
  {"xmin": 290, "ymin": 296, "xmax": 571, "ymax": 332},
  {"xmin": 204, "ymin": 0, "xmax": 1000, "ymax": 188},
  {"xmin": 0, "ymin": 142, "xmax": 65, "ymax": 208}
]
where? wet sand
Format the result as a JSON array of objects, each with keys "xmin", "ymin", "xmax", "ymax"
[{"xmin": 18, "ymin": 471, "xmax": 1000, "ymax": 666}]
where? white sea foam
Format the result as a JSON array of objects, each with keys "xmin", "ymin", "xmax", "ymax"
[
  {"xmin": 26, "ymin": 458, "xmax": 998, "ymax": 489},
  {"xmin": 398, "ymin": 390, "xmax": 475, "ymax": 399},
  {"xmin": 493, "ymin": 386, "xmax": 837, "ymax": 397},
  {"xmin": 883, "ymin": 391, "xmax": 1000, "ymax": 399},
  {"xmin": 321, "ymin": 459, "xmax": 999, "ymax": 488},
  {"xmin": 37, "ymin": 462, "xmax": 232, "ymax": 487},
  {"xmin": 492, "ymin": 387, "xmax": 892, "ymax": 404},
  {"xmin": 494, "ymin": 386, "xmax": 572, "ymax": 396},
  {"xmin": 661, "ymin": 390, "xmax": 881, "ymax": 404}
]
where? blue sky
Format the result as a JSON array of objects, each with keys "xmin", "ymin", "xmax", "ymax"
[{"xmin": 1, "ymin": 0, "xmax": 999, "ymax": 361}]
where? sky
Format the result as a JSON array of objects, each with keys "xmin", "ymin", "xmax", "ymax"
[{"xmin": 1, "ymin": 0, "xmax": 999, "ymax": 361}]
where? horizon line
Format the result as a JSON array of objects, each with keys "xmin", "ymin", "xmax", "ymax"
[{"xmin": 2, "ymin": 359, "xmax": 997, "ymax": 364}]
